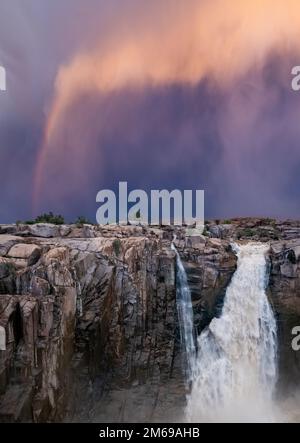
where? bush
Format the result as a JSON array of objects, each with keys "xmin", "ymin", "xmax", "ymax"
[
  {"xmin": 237, "ymin": 228, "xmax": 255, "ymax": 239},
  {"xmin": 202, "ymin": 226, "xmax": 210, "ymax": 237},
  {"xmin": 263, "ymin": 218, "xmax": 276, "ymax": 226},
  {"xmin": 23, "ymin": 212, "xmax": 65, "ymax": 225},
  {"xmin": 74, "ymin": 216, "xmax": 92, "ymax": 226}
]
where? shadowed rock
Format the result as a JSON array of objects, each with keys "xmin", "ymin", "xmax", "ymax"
[{"xmin": 0, "ymin": 219, "xmax": 299, "ymax": 422}]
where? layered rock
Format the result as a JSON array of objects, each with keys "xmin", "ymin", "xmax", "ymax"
[
  {"xmin": 206, "ymin": 217, "xmax": 300, "ymax": 241},
  {"xmin": 0, "ymin": 226, "xmax": 177, "ymax": 421},
  {"xmin": 0, "ymin": 223, "xmax": 238, "ymax": 422},
  {"xmin": 268, "ymin": 239, "xmax": 300, "ymax": 391},
  {"xmin": 173, "ymin": 235, "xmax": 236, "ymax": 333},
  {"xmin": 0, "ymin": 219, "xmax": 300, "ymax": 422}
]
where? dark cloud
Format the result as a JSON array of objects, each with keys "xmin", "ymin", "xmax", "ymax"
[{"xmin": 1, "ymin": 1, "xmax": 300, "ymax": 222}]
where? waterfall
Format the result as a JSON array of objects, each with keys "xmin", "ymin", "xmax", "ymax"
[
  {"xmin": 172, "ymin": 243, "xmax": 196, "ymax": 381},
  {"xmin": 184, "ymin": 242, "xmax": 278, "ymax": 422}
]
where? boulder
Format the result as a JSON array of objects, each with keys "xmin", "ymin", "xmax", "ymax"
[
  {"xmin": 7, "ymin": 243, "xmax": 41, "ymax": 266},
  {"xmin": 28, "ymin": 224, "xmax": 60, "ymax": 238},
  {"xmin": 0, "ymin": 235, "xmax": 20, "ymax": 257}
]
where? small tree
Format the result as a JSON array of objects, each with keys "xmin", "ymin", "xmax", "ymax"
[
  {"xmin": 23, "ymin": 212, "xmax": 65, "ymax": 225},
  {"xmin": 75, "ymin": 216, "xmax": 92, "ymax": 226},
  {"xmin": 35, "ymin": 212, "xmax": 64, "ymax": 225}
]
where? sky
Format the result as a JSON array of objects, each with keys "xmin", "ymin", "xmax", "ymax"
[{"xmin": 1, "ymin": 0, "xmax": 300, "ymax": 223}]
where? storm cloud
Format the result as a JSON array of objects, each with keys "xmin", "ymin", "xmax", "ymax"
[{"xmin": 1, "ymin": 0, "xmax": 300, "ymax": 222}]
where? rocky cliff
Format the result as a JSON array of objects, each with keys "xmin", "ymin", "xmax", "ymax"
[
  {"xmin": 0, "ymin": 219, "xmax": 300, "ymax": 422},
  {"xmin": 268, "ymin": 239, "xmax": 300, "ymax": 391}
]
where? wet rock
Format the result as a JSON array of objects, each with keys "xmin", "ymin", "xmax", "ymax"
[
  {"xmin": 0, "ymin": 219, "xmax": 299, "ymax": 422},
  {"xmin": 269, "ymin": 240, "xmax": 300, "ymax": 391},
  {"xmin": 0, "ymin": 326, "xmax": 5, "ymax": 351},
  {"xmin": 0, "ymin": 258, "xmax": 11, "ymax": 279}
]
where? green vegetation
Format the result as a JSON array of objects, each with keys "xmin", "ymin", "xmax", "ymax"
[
  {"xmin": 74, "ymin": 216, "xmax": 92, "ymax": 226},
  {"xmin": 22, "ymin": 212, "xmax": 65, "ymax": 225},
  {"xmin": 202, "ymin": 226, "xmax": 210, "ymax": 237},
  {"xmin": 237, "ymin": 226, "xmax": 279, "ymax": 240},
  {"xmin": 17, "ymin": 213, "xmax": 96, "ymax": 226},
  {"xmin": 35, "ymin": 212, "xmax": 64, "ymax": 224},
  {"xmin": 262, "ymin": 218, "xmax": 276, "ymax": 226},
  {"xmin": 237, "ymin": 228, "xmax": 255, "ymax": 239},
  {"xmin": 113, "ymin": 239, "xmax": 121, "ymax": 256}
]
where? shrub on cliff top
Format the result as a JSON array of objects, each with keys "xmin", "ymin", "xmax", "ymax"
[
  {"xmin": 75, "ymin": 216, "xmax": 92, "ymax": 226},
  {"xmin": 23, "ymin": 212, "xmax": 65, "ymax": 225}
]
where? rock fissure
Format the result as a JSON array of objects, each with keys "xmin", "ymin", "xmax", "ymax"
[{"xmin": 0, "ymin": 219, "xmax": 299, "ymax": 421}]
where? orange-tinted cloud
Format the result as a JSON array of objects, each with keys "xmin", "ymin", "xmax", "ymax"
[
  {"xmin": 33, "ymin": 0, "xmax": 300, "ymax": 215},
  {"xmin": 45, "ymin": 0, "xmax": 300, "ymax": 142}
]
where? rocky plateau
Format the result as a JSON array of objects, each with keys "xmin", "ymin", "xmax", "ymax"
[{"xmin": 0, "ymin": 218, "xmax": 299, "ymax": 422}]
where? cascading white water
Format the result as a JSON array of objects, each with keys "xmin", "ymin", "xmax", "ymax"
[
  {"xmin": 184, "ymin": 243, "xmax": 278, "ymax": 422},
  {"xmin": 172, "ymin": 243, "xmax": 196, "ymax": 381}
]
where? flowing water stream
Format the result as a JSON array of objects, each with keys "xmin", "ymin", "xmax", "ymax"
[
  {"xmin": 172, "ymin": 243, "xmax": 196, "ymax": 381},
  {"xmin": 174, "ymin": 242, "xmax": 278, "ymax": 422}
]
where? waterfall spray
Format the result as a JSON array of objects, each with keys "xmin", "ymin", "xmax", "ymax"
[{"xmin": 185, "ymin": 243, "xmax": 278, "ymax": 422}]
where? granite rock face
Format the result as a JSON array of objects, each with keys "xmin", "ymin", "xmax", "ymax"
[
  {"xmin": 0, "ymin": 223, "xmax": 237, "ymax": 422},
  {"xmin": 206, "ymin": 217, "xmax": 300, "ymax": 242},
  {"xmin": 0, "ymin": 220, "xmax": 300, "ymax": 422},
  {"xmin": 173, "ymin": 235, "xmax": 236, "ymax": 333},
  {"xmin": 268, "ymin": 239, "xmax": 300, "ymax": 391},
  {"xmin": 0, "ymin": 227, "xmax": 178, "ymax": 421}
]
